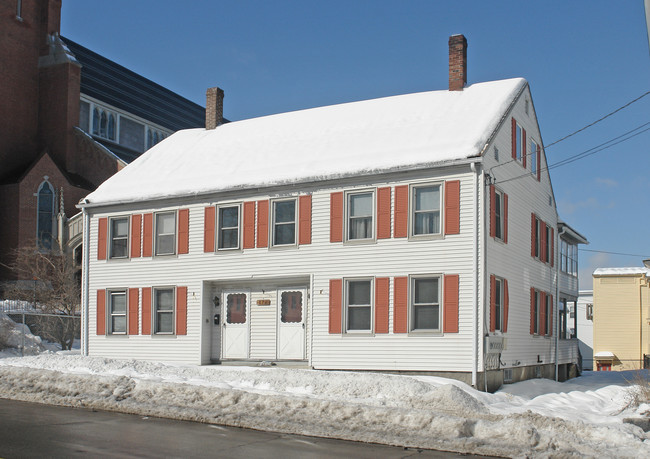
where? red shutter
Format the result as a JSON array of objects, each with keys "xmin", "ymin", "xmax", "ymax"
[
  {"xmin": 243, "ymin": 202, "xmax": 255, "ymax": 249},
  {"xmin": 393, "ymin": 185, "xmax": 408, "ymax": 238},
  {"xmin": 97, "ymin": 218, "xmax": 107, "ymax": 260},
  {"xmin": 257, "ymin": 200, "xmax": 269, "ymax": 248},
  {"xmin": 299, "ymin": 195, "xmax": 312, "ymax": 245},
  {"xmin": 503, "ymin": 279, "xmax": 509, "ymax": 333},
  {"xmin": 128, "ymin": 288, "xmax": 139, "ymax": 335},
  {"xmin": 522, "ymin": 128, "xmax": 527, "ymax": 168},
  {"xmin": 131, "ymin": 214, "xmax": 142, "ymax": 258},
  {"xmin": 540, "ymin": 222, "xmax": 547, "ymax": 263},
  {"xmin": 489, "ymin": 275, "xmax": 496, "ymax": 332},
  {"xmin": 177, "ymin": 209, "xmax": 190, "ymax": 254},
  {"xmin": 530, "ymin": 288, "xmax": 535, "ymax": 335},
  {"xmin": 503, "ymin": 193, "xmax": 509, "ymax": 244},
  {"xmin": 489, "ymin": 185, "xmax": 496, "ymax": 238},
  {"xmin": 328, "ymin": 279, "xmax": 342, "ymax": 334},
  {"xmin": 551, "ymin": 227, "xmax": 555, "ymax": 267},
  {"xmin": 176, "ymin": 286, "xmax": 187, "ymax": 335},
  {"xmin": 96, "ymin": 289, "xmax": 106, "ymax": 335},
  {"xmin": 375, "ymin": 277, "xmax": 389, "ymax": 333},
  {"xmin": 204, "ymin": 206, "xmax": 215, "ymax": 252},
  {"xmin": 330, "ymin": 192, "xmax": 343, "ymax": 243},
  {"xmin": 548, "ymin": 295, "xmax": 553, "ymax": 337},
  {"xmin": 537, "ymin": 146, "xmax": 542, "ymax": 181},
  {"xmin": 141, "ymin": 287, "xmax": 152, "ymax": 335},
  {"xmin": 377, "ymin": 187, "xmax": 391, "ymax": 239},
  {"xmin": 393, "ymin": 276, "xmax": 408, "ymax": 333},
  {"xmin": 540, "ymin": 292, "xmax": 547, "ymax": 336},
  {"xmin": 444, "ymin": 180, "xmax": 460, "ymax": 235},
  {"xmin": 443, "ymin": 274, "xmax": 459, "ymax": 333},
  {"xmin": 512, "ymin": 118, "xmax": 517, "ymax": 159},
  {"xmin": 531, "ymin": 213, "xmax": 536, "ymax": 258},
  {"xmin": 142, "ymin": 213, "xmax": 153, "ymax": 257}
]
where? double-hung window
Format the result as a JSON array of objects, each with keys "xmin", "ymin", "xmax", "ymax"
[
  {"xmin": 410, "ymin": 276, "xmax": 441, "ymax": 331},
  {"xmin": 545, "ymin": 224, "xmax": 551, "ymax": 263},
  {"xmin": 545, "ymin": 294, "xmax": 552, "ymax": 336},
  {"xmin": 494, "ymin": 190, "xmax": 505, "ymax": 241},
  {"xmin": 272, "ymin": 199, "xmax": 296, "ymax": 246},
  {"xmin": 345, "ymin": 279, "xmax": 373, "ymax": 332},
  {"xmin": 530, "ymin": 139, "xmax": 538, "ymax": 175},
  {"xmin": 218, "ymin": 205, "xmax": 240, "ymax": 250},
  {"xmin": 411, "ymin": 184, "xmax": 442, "ymax": 237},
  {"xmin": 533, "ymin": 216, "xmax": 540, "ymax": 259},
  {"xmin": 155, "ymin": 212, "xmax": 176, "ymax": 256},
  {"xmin": 109, "ymin": 217, "xmax": 129, "ymax": 259},
  {"xmin": 494, "ymin": 278, "xmax": 504, "ymax": 332},
  {"xmin": 532, "ymin": 290, "xmax": 540, "ymax": 335},
  {"xmin": 515, "ymin": 122, "xmax": 523, "ymax": 163},
  {"xmin": 108, "ymin": 290, "xmax": 127, "ymax": 334},
  {"xmin": 346, "ymin": 191, "xmax": 374, "ymax": 241},
  {"xmin": 154, "ymin": 287, "xmax": 174, "ymax": 334}
]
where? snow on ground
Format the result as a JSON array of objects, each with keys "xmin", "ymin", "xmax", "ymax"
[{"xmin": 0, "ymin": 314, "xmax": 649, "ymax": 457}]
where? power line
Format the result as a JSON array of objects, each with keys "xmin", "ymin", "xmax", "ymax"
[
  {"xmin": 545, "ymin": 91, "xmax": 650, "ymax": 148},
  {"xmin": 493, "ymin": 122, "xmax": 650, "ymax": 186},
  {"xmin": 488, "ymin": 90, "xmax": 650, "ymax": 175},
  {"xmin": 579, "ymin": 249, "xmax": 650, "ymax": 258}
]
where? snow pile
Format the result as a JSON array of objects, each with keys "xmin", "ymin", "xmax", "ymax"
[
  {"xmin": 84, "ymin": 78, "xmax": 526, "ymax": 205},
  {"xmin": 0, "ymin": 313, "xmax": 46, "ymax": 355},
  {"xmin": 0, "ymin": 354, "xmax": 649, "ymax": 457}
]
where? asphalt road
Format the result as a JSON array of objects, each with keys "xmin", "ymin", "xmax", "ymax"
[{"xmin": 0, "ymin": 399, "xmax": 477, "ymax": 458}]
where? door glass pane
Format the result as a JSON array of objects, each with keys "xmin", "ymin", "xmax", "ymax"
[
  {"xmin": 227, "ymin": 293, "xmax": 247, "ymax": 324},
  {"xmin": 281, "ymin": 291, "xmax": 302, "ymax": 323}
]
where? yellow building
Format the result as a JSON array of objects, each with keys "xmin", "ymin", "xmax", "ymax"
[{"xmin": 592, "ymin": 267, "xmax": 650, "ymax": 371}]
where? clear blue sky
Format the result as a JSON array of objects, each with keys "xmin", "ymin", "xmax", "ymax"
[{"xmin": 62, "ymin": 1, "xmax": 649, "ymax": 288}]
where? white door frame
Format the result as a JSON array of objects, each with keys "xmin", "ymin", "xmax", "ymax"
[
  {"xmin": 276, "ymin": 287, "xmax": 307, "ymax": 360},
  {"xmin": 222, "ymin": 289, "xmax": 251, "ymax": 359}
]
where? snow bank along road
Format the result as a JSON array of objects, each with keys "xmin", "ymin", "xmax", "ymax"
[{"xmin": 0, "ymin": 353, "xmax": 649, "ymax": 458}]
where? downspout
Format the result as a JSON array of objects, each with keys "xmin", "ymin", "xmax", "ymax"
[
  {"xmin": 471, "ymin": 161, "xmax": 479, "ymax": 388},
  {"xmin": 555, "ymin": 226, "xmax": 566, "ymax": 381},
  {"xmin": 81, "ymin": 207, "xmax": 91, "ymax": 356}
]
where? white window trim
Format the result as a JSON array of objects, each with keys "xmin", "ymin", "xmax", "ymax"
[
  {"xmin": 270, "ymin": 197, "xmax": 298, "ymax": 248},
  {"xmin": 153, "ymin": 286, "xmax": 176, "ymax": 335},
  {"xmin": 494, "ymin": 188, "xmax": 505, "ymax": 242},
  {"xmin": 154, "ymin": 211, "xmax": 177, "ymax": 257},
  {"xmin": 408, "ymin": 181, "xmax": 444, "ymax": 240},
  {"xmin": 515, "ymin": 122, "xmax": 524, "ymax": 164},
  {"xmin": 108, "ymin": 215, "xmax": 130, "ymax": 260},
  {"xmin": 217, "ymin": 203, "xmax": 242, "ymax": 251},
  {"xmin": 494, "ymin": 277, "xmax": 504, "ymax": 332},
  {"xmin": 344, "ymin": 189, "xmax": 376, "ymax": 244},
  {"xmin": 343, "ymin": 277, "xmax": 374, "ymax": 334},
  {"xmin": 108, "ymin": 290, "xmax": 127, "ymax": 335},
  {"xmin": 530, "ymin": 138, "xmax": 538, "ymax": 175},
  {"xmin": 408, "ymin": 274, "xmax": 442, "ymax": 334}
]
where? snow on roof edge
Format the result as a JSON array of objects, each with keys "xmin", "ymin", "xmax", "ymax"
[{"xmin": 593, "ymin": 267, "xmax": 650, "ymax": 276}]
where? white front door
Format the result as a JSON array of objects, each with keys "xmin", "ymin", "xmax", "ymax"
[
  {"xmin": 222, "ymin": 290, "xmax": 249, "ymax": 359},
  {"xmin": 277, "ymin": 289, "xmax": 306, "ymax": 360}
]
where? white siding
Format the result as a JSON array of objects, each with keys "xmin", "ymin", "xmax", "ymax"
[{"xmin": 87, "ymin": 166, "xmax": 482, "ymax": 372}]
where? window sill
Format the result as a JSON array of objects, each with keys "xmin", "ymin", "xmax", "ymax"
[{"xmin": 408, "ymin": 233, "xmax": 444, "ymax": 242}]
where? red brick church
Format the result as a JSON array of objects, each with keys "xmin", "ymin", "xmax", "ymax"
[{"xmin": 0, "ymin": 0, "xmax": 206, "ymax": 283}]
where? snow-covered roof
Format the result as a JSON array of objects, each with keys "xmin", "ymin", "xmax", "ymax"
[
  {"xmin": 593, "ymin": 351, "xmax": 615, "ymax": 359},
  {"xmin": 593, "ymin": 267, "xmax": 650, "ymax": 276},
  {"xmin": 83, "ymin": 78, "xmax": 527, "ymax": 206}
]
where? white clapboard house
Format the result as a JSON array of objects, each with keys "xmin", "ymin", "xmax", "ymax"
[{"xmin": 78, "ymin": 35, "xmax": 584, "ymax": 390}]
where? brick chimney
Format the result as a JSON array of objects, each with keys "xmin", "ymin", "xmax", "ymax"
[
  {"xmin": 205, "ymin": 87, "xmax": 224, "ymax": 130},
  {"xmin": 448, "ymin": 34, "xmax": 468, "ymax": 91}
]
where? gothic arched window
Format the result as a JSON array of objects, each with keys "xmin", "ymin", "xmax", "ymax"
[{"xmin": 37, "ymin": 181, "xmax": 55, "ymax": 250}]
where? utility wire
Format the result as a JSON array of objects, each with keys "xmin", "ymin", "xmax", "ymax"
[
  {"xmin": 579, "ymin": 249, "xmax": 650, "ymax": 258},
  {"xmin": 545, "ymin": 91, "xmax": 650, "ymax": 148},
  {"xmin": 492, "ymin": 122, "xmax": 650, "ymax": 186},
  {"xmin": 488, "ymin": 90, "xmax": 650, "ymax": 174}
]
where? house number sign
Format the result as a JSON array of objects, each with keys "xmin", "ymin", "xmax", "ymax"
[{"xmin": 257, "ymin": 299, "xmax": 271, "ymax": 306}]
